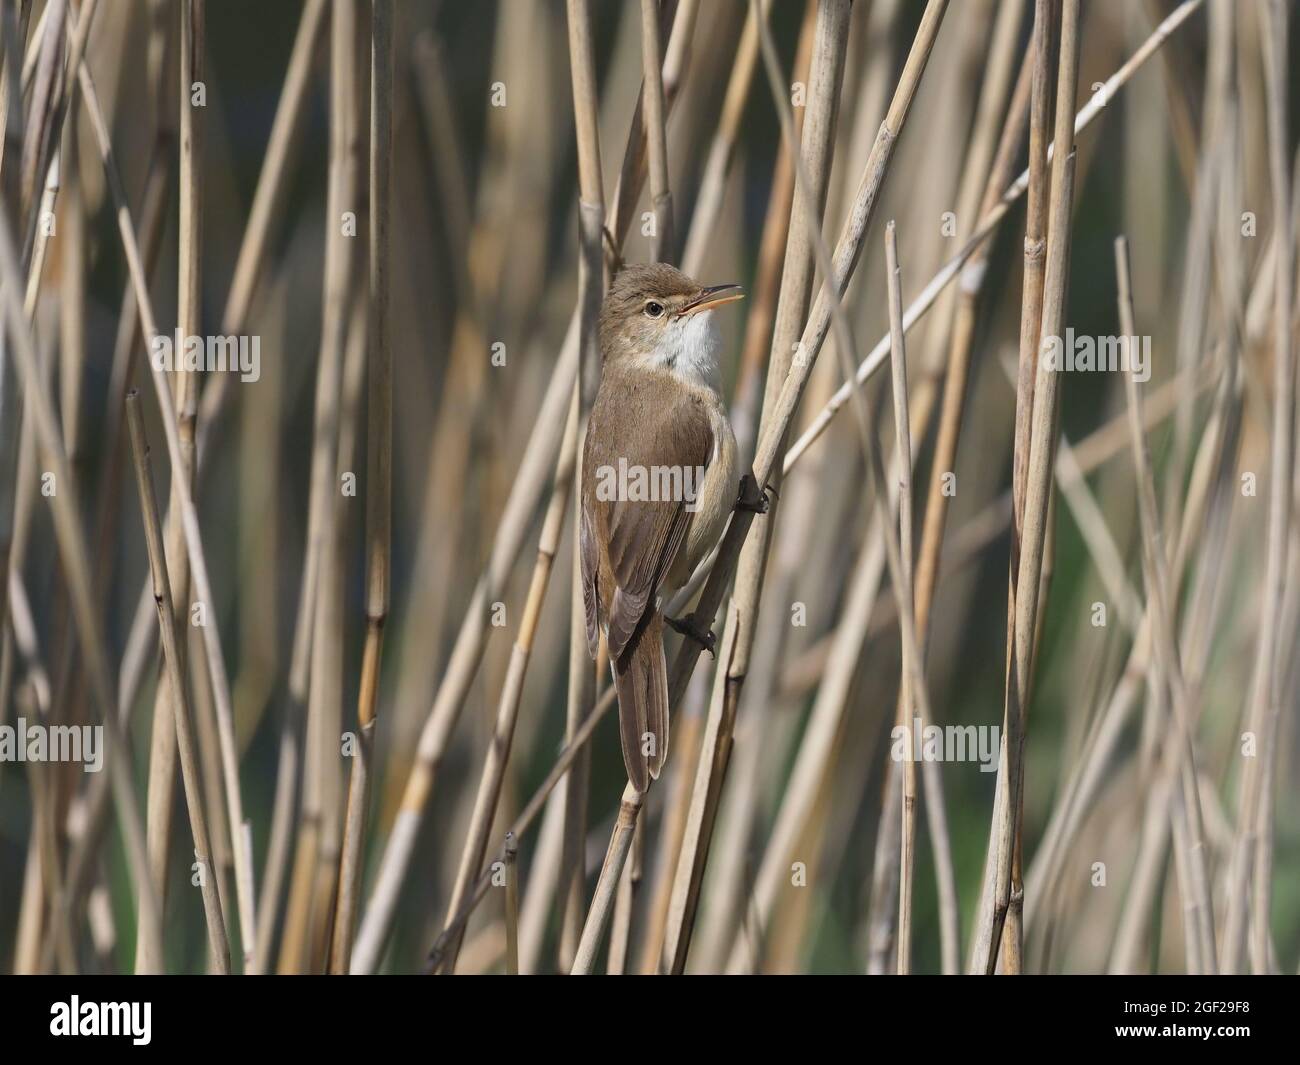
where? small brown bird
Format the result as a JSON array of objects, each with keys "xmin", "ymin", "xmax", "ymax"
[{"xmin": 581, "ymin": 263, "xmax": 751, "ymax": 792}]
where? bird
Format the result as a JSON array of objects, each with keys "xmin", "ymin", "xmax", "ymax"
[{"xmin": 580, "ymin": 262, "xmax": 757, "ymax": 793}]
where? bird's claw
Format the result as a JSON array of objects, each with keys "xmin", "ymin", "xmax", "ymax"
[
  {"xmin": 734, "ymin": 473, "xmax": 774, "ymax": 515},
  {"xmin": 666, "ymin": 613, "xmax": 716, "ymax": 658}
]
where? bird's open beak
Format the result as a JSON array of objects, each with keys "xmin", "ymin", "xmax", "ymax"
[{"xmin": 680, "ymin": 283, "xmax": 745, "ymax": 316}]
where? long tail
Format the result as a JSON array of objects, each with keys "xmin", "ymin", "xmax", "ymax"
[{"xmin": 613, "ymin": 611, "xmax": 669, "ymax": 793}]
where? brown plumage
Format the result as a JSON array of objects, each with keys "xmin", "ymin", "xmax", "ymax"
[{"xmin": 580, "ymin": 263, "xmax": 742, "ymax": 792}]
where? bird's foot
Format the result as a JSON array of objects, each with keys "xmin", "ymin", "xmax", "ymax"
[
  {"xmin": 734, "ymin": 472, "xmax": 774, "ymax": 515},
  {"xmin": 666, "ymin": 613, "xmax": 716, "ymax": 658}
]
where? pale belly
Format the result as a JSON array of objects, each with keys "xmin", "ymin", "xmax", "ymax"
[{"xmin": 666, "ymin": 406, "xmax": 737, "ymax": 593}]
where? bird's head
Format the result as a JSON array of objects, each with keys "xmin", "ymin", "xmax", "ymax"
[{"xmin": 599, "ymin": 263, "xmax": 743, "ymax": 387}]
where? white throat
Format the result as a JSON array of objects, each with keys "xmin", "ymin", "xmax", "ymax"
[{"xmin": 647, "ymin": 309, "xmax": 723, "ymax": 395}]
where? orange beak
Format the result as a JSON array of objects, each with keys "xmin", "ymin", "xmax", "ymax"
[{"xmin": 680, "ymin": 283, "xmax": 745, "ymax": 317}]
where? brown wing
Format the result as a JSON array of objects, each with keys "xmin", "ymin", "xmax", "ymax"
[
  {"xmin": 581, "ymin": 368, "xmax": 715, "ymax": 664},
  {"xmin": 580, "ymin": 500, "xmax": 601, "ymax": 659}
]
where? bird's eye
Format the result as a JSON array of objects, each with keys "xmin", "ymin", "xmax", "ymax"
[{"xmin": 644, "ymin": 300, "xmax": 664, "ymax": 318}]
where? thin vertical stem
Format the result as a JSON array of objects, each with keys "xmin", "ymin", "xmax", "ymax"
[
  {"xmin": 984, "ymin": 0, "xmax": 1082, "ymax": 975},
  {"xmin": 125, "ymin": 392, "xmax": 230, "ymax": 973},
  {"xmin": 504, "ymin": 832, "xmax": 520, "ymax": 975},
  {"xmin": 640, "ymin": 0, "xmax": 674, "ymax": 261},
  {"xmin": 330, "ymin": 0, "xmax": 393, "ymax": 977},
  {"xmin": 885, "ymin": 222, "xmax": 916, "ymax": 975}
]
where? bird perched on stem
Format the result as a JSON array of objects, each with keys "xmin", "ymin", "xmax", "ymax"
[{"xmin": 581, "ymin": 262, "xmax": 760, "ymax": 793}]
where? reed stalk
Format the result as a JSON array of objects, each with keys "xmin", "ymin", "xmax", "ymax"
[
  {"xmin": 125, "ymin": 391, "xmax": 230, "ymax": 973},
  {"xmin": 330, "ymin": 0, "xmax": 393, "ymax": 977}
]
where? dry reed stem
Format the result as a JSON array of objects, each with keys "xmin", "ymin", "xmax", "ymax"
[
  {"xmin": 3, "ymin": 8, "xmax": 82, "ymax": 728},
  {"xmin": 725, "ymin": 0, "xmax": 849, "ymax": 698},
  {"xmin": 981, "ymin": 0, "xmax": 1081, "ymax": 975},
  {"xmin": 233, "ymin": 1, "xmax": 354, "ymax": 971},
  {"xmin": 885, "ymin": 222, "xmax": 917, "ymax": 975},
  {"xmin": 396, "ymin": 38, "xmax": 481, "ymax": 752},
  {"xmin": 0, "ymin": 6, "xmax": 32, "ymax": 801},
  {"xmin": 1222, "ymin": 0, "xmax": 1292, "ymax": 975},
  {"xmin": 637, "ymin": 1, "xmax": 800, "ymax": 960},
  {"xmin": 354, "ymin": 2, "xmax": 704, "ymax": 971},
  {"xmin": 354, "ymin": 324, "xmax": 578, "ymax": 974},
  {"xmin": 19, "ymin": 0, "xmax": 95, "ymax": 282},
  {"xmin": 140, "ymin": 0, "xmax": 206, "ymax": 975},
  {"xmin": 61, "ymin": 0, "xmax": 315, "ymax": 971},
  {"xmin": 504, "ymin": 832, "xmax": 520, "ymax": 975},
  {"xmin": 1162, "ymin": 0, "xmax": 1234, "ymax": 536},
  {"xmin": 640, "ymin": 0, "xmax": 673, "ymax": 261},
  {"xmin": 769, "ymin": 366, "xmax": 1206, "ymax": 707},
  {"xmin": 437, "ymin": 394, "xmax": 580, "ymax": 972},
  {"xmin": 570, "ymin": 784, "xmax": 644, "ymax": 973},
  {"xmin": 1020, "ymin": 353, "xmax": 1245, "ymax": 965},
  {"xmin": 783, "ymin": 0, "xmax": 1208, "ymax": 475},
  {"xmin": 19, "ymin": 0, "xmax": 64, "ymax": 231},
  {"xmin": 22, "ymin": 165, "xmax": 152, "ymax": 972},
  {"xmin": 734, "ymin": 10, "xmax": 945, "ymax": 971},
  {"xmin": 660, "ymin": 600, "xmax": 741, "ymax": 973},
  {"xmin": 423, "ymin": 683, "xmax": 617, "ymax": 971},
  {"xmin": 517, "ymin": 777, "xmax": 569, "ymax": 973},
  {"xmin": 278, "ymin": 0, "xmax": 361, "ymax": 971},
  {"xmin": 636, "ymin": 673, "xmax": 705, "ymax": 971},
  {"xmin": 69, "ymin": 26, "xmax": 256, "ymax": 968},
  {"xmin": 608, "ymin": 0, "xmax": 694, "ymax": 257},
  {"xmin": 0, "ymin": 0, "xmax": 21, "ymax": 658},
  {"xmin": 57, "ymin": 137, "xmax": 83, "ymax": 465},
  {"xmin": 558, "ymin": 0, "xmax": 606, "ymax": 970},
  {"xmin": 1044, "ymin": 435, "xmax": 1143, "ymax": 631},
  {"xmin": 1009, "ymin": 0, "xmax": 1055, "ymax": 560},
  {"xmin": 7, "ymin": 577, "xmax": 76, "ymax": 972},
  {"xmin": 1109, "ymin": 20, "xmax": 1248, "ymax": 968},
  {"xmin": 679, "ymin": 0, "xmax": 771, "ymax": 277},
  {"xmin": 882, "ymin": 8, "xmax": 1031, "ymax": 976},
  {"xmin": 330, "ymin": 0, "xmax": 393, "ymax": 976},
  {"xmin": 989, "ymin": 11, "xmax": 1055, "ymax": 970},
  {"xmin": 606, "ymin": 818, "xmax": 642, "ymax": 974},
  {"xmin": 764, "ymin": 0, "xmax": 954, "ymax": 972},
  {"xmin": 394, "ymin": 13, "xmax": 555, "ymax": 760},
  {"xmin": 199, "ymin": 0, "xmax": 327, "ymax": 454},
  {"xmin": 568, "ymin": 0, "xmax": 605, "ymax": 410},
  {"xmin": 0, "ymin": 1, "xmax": 36, "ymax": 598},
  {"xmin": 94, "ymin": 138, "xmax": 173, "ymax": 598},
  {"xmin": 721, "ymin": 1, "xmax": 815, "ymax": 472},
  {"xmin": 0, "ymin": 0, "xmax": 23, "ymax": 222},
  {"xmin": 302, "ymin": 255, "xmax": 366, "ymax": 976},
  {"xmin": 1115, "ymin": 236, "xmax": 1216, "ymax": 972},
  {"xmin": 0, "ymin": 151, "xmax": 163, "ymax": 971},
  {"xmin": 2, "ymin": 0, "xmax": 91, "ymax": 837},
  {"xmin": 557, "ymin": 543, "xmax": 596, "ymax": 971},
  {"xmin": 654, "ymin": 0, "xmax": 855, "ymax": 974},
  {"xmin": 707, "ymin": 0, "xmax": 878, "ymax": 972},
  {"xmin": 125, "ymin": 391, "xmax": 230, "ymax": 973},
  {"xmin": 692, "ymin": 0, "xmax": 951, "ymax": 975},
  {"xmin": 910, "ymin": 6, "xmax": 1029, "ymax": 651}
]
